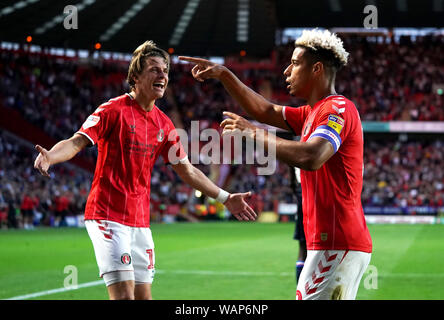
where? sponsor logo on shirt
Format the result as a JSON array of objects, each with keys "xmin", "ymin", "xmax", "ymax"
[
  {"xmin": 82, "ymin": 115, "xmax": 100, "ymax": 130},
  {"xmin": 303, "ymin": 122, "xmax": 312, "ymax": 137},
  {"xmin": 123, "ymin": 138, "xmax": 158, "ymax": 158},
  {"xmin": 327, "ymin": 114, "xmax": 345, "ymax": 134}
]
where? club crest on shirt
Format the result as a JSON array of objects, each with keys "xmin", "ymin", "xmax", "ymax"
[
  {"xmin": 121, "ymin": 253, "xmax": 132, "ymax": 265},
  {"xmin": 303, "ymin": 122, "xmax": 312, "ymax": 137},
  {"xmin": 157, "ymin": 129, "xmax": 164, "ymax": 142}
]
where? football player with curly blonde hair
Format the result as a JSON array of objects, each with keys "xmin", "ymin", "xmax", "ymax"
[{"xmin": 180, "ymin": 28, "xmax": 372, "ymax": 300}]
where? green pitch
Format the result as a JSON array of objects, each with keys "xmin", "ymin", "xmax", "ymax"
[{"xmin": 1, "ymin": 222, "xmax": 443, "ymax": 300}]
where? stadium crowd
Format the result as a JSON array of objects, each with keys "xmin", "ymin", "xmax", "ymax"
[
  {"xmin": 362, "ymin": 138, "xmax": 444, "ymax": 208},
  {"xmin": 0, "ymin": 34, "xmax": 443, "ymax": 228},
  {"xmin": 0, "ymin": 130, "xmax": 91, "ymax": 229},
  {"xmin": 273, "ymin": 35, "xmax": 444, "ymax": 121}
]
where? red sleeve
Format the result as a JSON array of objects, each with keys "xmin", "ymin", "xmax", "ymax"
[
  {"xmin": 283, "ymin": 105, "xmax": 311, "ymax": 135},
  {"xmin": 76, "ymin": 103, "xmax": 116, "ymax": 145},
  {"xmin": 160, "ymin": 121, "xmax": 188, "ymax": 165},
  {"xmin": 307, "ymin": 100, "xmax": 348, "ymax": 153}
]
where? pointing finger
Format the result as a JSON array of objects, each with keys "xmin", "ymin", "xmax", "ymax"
[{"xmin": 178, "ymin": 56, "xmax": 211, "ymax": 65}]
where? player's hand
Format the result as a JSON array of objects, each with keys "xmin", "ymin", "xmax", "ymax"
[
  {"xmin": 178, "ymin": 56, "xmax": 226, "ymax": 82},
  {"xmin": 34, "ymin": 145, "xmax": 51, "ymax": 177},
  {"xmin": 220, "ymin": 111, "xmax": 257, "ymax": 139},
  {"xmin": 224, "ymin": 192, "xmax": 257, "ymax": 221}
]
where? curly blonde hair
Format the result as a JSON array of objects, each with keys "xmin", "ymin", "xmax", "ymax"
[{"xmin": 295, "ymin": 29, "xmax": 349, "ymax": 69}]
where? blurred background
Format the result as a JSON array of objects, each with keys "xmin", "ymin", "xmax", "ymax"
[{"xmin": 0, "ymin": 0, "xmax": 443, "ymax": 229}]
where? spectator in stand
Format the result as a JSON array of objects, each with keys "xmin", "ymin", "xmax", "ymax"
[
  {"xmin": 0, "ymin": 191, "xmax": 8, "ymax": 229},
  {"xmin": 20, "ymin": 189, "xmax": 36, "ymax": 230},
  {"xmin": 53, "ymin": 190, "xmax": 70, "ymax": 227},
  {"xmin": 0, "ymin": 189, "xmax": 19, "ymax": 229}
]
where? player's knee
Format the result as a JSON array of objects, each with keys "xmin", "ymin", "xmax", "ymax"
[
  {"xmin": 135, "ymin": 282, "xmax": 152, "ymax": 300},
  {"xmin": 112, "ymin": 289, "xmax": 135, "ymax": 300},
  {"xmin": 135, "ymin": 291, "xmax": 152, "ymax": 300},
  {"xmin": 104, "ymin": 271, "xmax": 135, "ymax": 300},
  {"xmin": 107, "ymin": 283, "xmax": 135, "ymax": 300}
]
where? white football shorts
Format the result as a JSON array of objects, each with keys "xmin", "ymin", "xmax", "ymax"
[
  {"xmin": 296, "ymin": 249, "xmax": 371, "ymax": 300},
  {"xmin": 85, "ymin": 219, "xmax": 155, "ymax": 285}
]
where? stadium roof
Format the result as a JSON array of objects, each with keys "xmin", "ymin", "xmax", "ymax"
[{"xmin": 0, "ymin": 0, "xmax": 443, "ymax": 58}]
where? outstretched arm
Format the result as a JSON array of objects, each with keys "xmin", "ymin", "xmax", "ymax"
[
  {"xmin": 34, "ymin": 133, "xmax": 90, "ymax": 177},
  {"xmin": 171, "ymin": 158, "xmax": 257, "ymax": 221},
  {"xmin": 221, "ymin": 112, "xmax": 335, "ymax": 171},
  {"xmin": 178, "ymin": 56, "xmax": 291, "ymax": 131}
]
